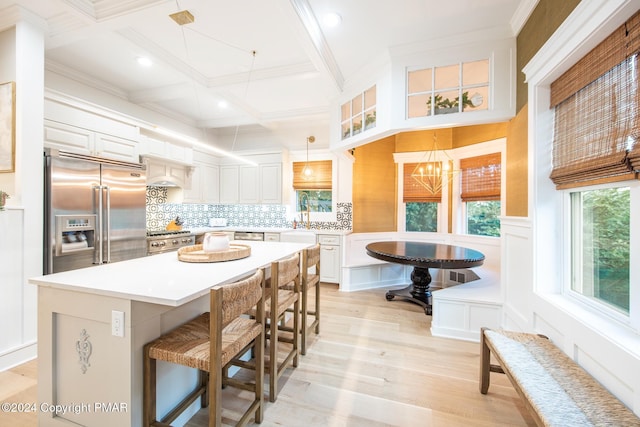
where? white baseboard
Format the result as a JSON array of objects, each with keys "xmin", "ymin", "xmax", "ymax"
[{"xmin": 0, "ymin": 341, "xmax": 37, "ymax": 372}]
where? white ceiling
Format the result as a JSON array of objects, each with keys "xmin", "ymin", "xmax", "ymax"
[{"xmin": 1, "ymin": 0, "xmax": 533, "ymax": 151}]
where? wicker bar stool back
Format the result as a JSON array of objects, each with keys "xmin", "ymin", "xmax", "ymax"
[
  {"xmin": 262, "ymin": 252, "xmax": 300, "ymax": 402},
  {"xmin": 300, "ymin": 244, "xmax": 320, "ymax": 355},
  {"xmin": 143, "ymin": 268, "xmax": 265, "ymax": 427}
]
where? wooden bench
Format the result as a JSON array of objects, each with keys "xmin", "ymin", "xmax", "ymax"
[{"xmin": 479, "ymin": 327, "xmax": 640, "ymax": 426}]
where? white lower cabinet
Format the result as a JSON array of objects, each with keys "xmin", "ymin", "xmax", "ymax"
[
  {"xmin": 318, "ymin": 234, "xmax": 341, "ymax": 284},
  {"xmin": 264, "ymin": 232, "xmax": 280, "ymax": 242}
]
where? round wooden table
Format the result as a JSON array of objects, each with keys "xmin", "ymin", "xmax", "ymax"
[{"xmin": 365, "ymin": 241, "xmax": 485, "ymax": 315}]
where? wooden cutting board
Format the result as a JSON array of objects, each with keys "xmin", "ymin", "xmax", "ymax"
[{"xmin": 177, "ymin": 244, "xmax": 251, "ymax": 263}]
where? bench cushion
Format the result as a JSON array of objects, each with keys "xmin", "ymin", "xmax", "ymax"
[{"xmin": 485, "ymin": 330, "xmax": 640, "ymax": 426}]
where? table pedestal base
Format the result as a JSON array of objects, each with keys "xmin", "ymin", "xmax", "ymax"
[{"xmin": 385, "ymin": 266, "xmax": 433, "ymax": 315}]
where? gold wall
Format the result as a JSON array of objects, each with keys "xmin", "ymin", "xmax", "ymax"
[
  {"xmin": 353, "ymin": 123, "xmax": 507, "ymax": 232},
  {"xmin": 352, "ymin": 135, "xmax": 398, "ymax": 232},
  {"xmin": 506, "ymin": 105, "xmax": 528, "ymax": 216},
  {"xmin": 516, "ymin": 0, "xmax": 580, "ymax": 112}
]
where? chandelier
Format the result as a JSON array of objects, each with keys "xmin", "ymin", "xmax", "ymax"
[{"xmin": 411, "ymin": 132, "xmax": 457, "ymax": 194}]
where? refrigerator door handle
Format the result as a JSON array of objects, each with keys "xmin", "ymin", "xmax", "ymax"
[
  {"xmin": 105, "ymin": 185, "xmax": 111, "ymax": 263},
  {"xmin": 95, "ymin": 184, "xmax": 104, "ymax": 265}
]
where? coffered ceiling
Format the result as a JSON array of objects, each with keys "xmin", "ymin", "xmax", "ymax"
[{"xmin": 0, "ymin": 0, "xmax": 534, "ymax": 150}]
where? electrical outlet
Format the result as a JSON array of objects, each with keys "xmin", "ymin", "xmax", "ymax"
[{"xmin": 112, "ymin": 310, "xmax": 125, "ymax": 337}]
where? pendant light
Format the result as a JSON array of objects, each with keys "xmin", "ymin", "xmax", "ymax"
[{"xmin": 303, "ymin": 136, "xmax": 315, "ymax": 178}]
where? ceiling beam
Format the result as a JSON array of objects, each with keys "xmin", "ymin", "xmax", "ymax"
[{"xmin": 283, "ymin": 0, "xmax": 344, "ymax": 92}]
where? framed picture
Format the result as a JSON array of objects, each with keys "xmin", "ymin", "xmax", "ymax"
[{"xmin": 0, "ymin": 81, "xmax": 16, "ymax": 173}]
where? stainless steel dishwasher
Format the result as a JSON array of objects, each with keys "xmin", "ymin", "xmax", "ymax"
[{"xmin": 234, "ymin": 231, "xmax": 264, "ymax": 241}]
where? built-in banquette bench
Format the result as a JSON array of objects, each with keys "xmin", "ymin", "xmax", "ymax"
[
  {"xmin": 341, "ymin": 232, "xmax": 502, "ymax": 341},
  {"xmin": 480, "ymin": 327, "xmax": 640, "ymax": 426}
]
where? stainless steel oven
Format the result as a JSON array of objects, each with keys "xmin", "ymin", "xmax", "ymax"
[{"xmin": 146, "ymin": 230, "xmax": 195, "ymax": 255}]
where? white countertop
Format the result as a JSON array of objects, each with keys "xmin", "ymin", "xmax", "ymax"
[
  {"xmin": 29, "ymin": 241, "xmax": 311, "ymax": 306},
  {"xmin": 189, "ymin": 226, "xmax": 351, "ymax": 236}
]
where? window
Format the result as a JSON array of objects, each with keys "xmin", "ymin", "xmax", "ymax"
[
  {"xmin": 341, "ymin": 86, "xmax": 376, "ymax": 139},
  {"xmin": 403, "ymin": 162, "xmax": 441, "ymax": 232},
  {"xmin": 296, "ymin": 190, "xmax": 332, "ymax": 213},
  {"xmin": 406, "ymin": 202, "xmax": 438, "ymax": 232},
  {"xmin": 395, "ymin": 138, "xmax": 504, "ymax": 234},
  {"xmin": 570, "ymin": 187, "xmax": 630, "ymax": 313},
  {"xmin": 549, "ymin": 11, "xmax": 640, "ymax": 317},
  {"xmin": 407, "ymin": 60, "xmax": 489, "ymax": 118},
  {"xmin": 460, "ymin": 153, "xmax": 501, "ymax": 237},
  {"xmin": 292, "ymin": 160, "xmax": 332, "ymax": 213}
]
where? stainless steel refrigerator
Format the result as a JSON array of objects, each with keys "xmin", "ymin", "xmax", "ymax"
[{"xmin": 44, "ymin": 149, "xmax": 147, "ymax": 274}]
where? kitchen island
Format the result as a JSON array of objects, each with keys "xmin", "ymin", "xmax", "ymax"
[{"xmin": 29, "ymin": 240, "xmax": 311, "ymax": 427}]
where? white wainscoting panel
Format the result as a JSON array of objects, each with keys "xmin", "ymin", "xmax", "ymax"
[
  {"xmin": 431, "ymin": 267, "xmax": 502, "ymax": 341},
  {"xmin": 501, "ymin": 217, "xmax": 533, "ymax": 331},
  {"xmin": 0, "ymin": 208, "xmax": 36, "ymax": 370}
]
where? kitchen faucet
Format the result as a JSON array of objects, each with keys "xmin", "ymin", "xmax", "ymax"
[{"xmin": 299, "ymin": 191, "xmax": 311, "ymax": 229}]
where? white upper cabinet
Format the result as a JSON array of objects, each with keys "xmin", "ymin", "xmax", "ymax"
[
  {"xmin": 259, "ymin": 163, "xmax": 282, "ymax": 204},
  {"xmin": 220, "ymin": 165, "xmax": 240, "ymax": 204},
  {"xmin": 44, "ymin": 120, "xmax": 139, "ymax": 163},
  {"xmin": 94, "ymin": 133, "xmax": 139, "ymax": 162},
  {"xmin": 239, "ymin": 165, "xmax": 259, "ymax": 204},
  {"xmin": 220, "ymin": 154, "xmax": 283, "ymax": 205},
  {"xmin": 44, "ymin": 120, "xmax": 93, "ymax": 154},
  {"xmin": 184, "ymin": 152, "xmax": 220, "ymax": 204},
  {"xmin": 140, "ymin": 136, "xmax": 193, "ymax": 165},
  {"xmin": 44, "ymin": 97, "xmax": 140, "ymax": 163}
]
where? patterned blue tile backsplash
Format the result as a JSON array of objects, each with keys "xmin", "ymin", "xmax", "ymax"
[{"xmin": 146, "ymin": 187, "xmax": 352, "ymax": 231}]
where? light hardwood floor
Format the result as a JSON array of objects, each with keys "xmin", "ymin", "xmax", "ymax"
[{"xmin": 0, "ymin": 284, "xmax": 534, "ymax": 427}]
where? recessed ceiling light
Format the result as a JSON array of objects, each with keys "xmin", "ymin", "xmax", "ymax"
[
  {"xmin": 218, "ymin": 100, "xmax": 228, "ymax": 109},
  {"xmin": 137, "ymin": 57, "xmax": 152, "ymax": 67},
  {"xmin": 323, "ymin": 12, "xmax": 342, "ymax": 27}
]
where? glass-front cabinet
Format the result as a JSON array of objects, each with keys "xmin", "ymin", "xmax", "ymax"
[
  {"xmin": 331, "ymin": 37, "xmax": 516, "ymax": 150},
  {"xmin": 341, "ymin": 85, "xmax": 376, "ymax": 140},
  {"xmin": 407, "ymin": 59, "xmax": 489, "ymax": 118}
]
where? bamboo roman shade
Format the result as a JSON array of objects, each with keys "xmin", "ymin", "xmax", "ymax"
[
  {"xmin": 403, "ymin": 162, "xmax": 442, "ymax": 203},
  {"xmin": 550, "ymin": 10, "xmax": 640, "ymax": 189},
  {"xmin": 460, "ymin": 153, "xmax": 501, "ymax": 202},
  {"xmin": 293, "ymin": 160, "xmax": 332, "ymax": 190}
]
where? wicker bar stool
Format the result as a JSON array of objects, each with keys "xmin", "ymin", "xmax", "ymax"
[
  {"xmin": 282, "ymin": 244, "xmax": 320, "ymax": 355},
  {"xmin": 266, "ymin": 253, "xmax": 300, "ymax": 401},
  {"xmin": 243, "ymin": 252, "xmax": 300, "ymax": 402},
  {"xmin": 143, "ymin": 269, "xmax": 265, "ymax": 427}
]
